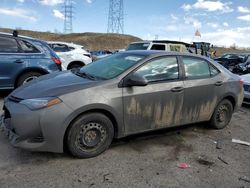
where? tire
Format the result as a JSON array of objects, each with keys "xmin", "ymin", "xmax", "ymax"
[
  {"xmin": 66, "ymin": 113, "xmax": 114, "ymax": 158},
  {"xmin": 16, "ymin": 72, "xmax": 42, "ymax": 87},
  {"xmin": 68, "ymin": 63, "xmax": 83, "ymax": 70},
  {"xmin": 209, "ymin": 99, "xmax": 233, "ymax": 129}
]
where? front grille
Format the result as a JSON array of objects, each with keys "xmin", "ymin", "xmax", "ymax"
[{"xmin": 8, "ymin": 95, "xmax": 23, "ymax": 103}]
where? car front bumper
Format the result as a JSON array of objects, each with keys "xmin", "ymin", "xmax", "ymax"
[{"xmin": 0, "ymin": 97, "xmax": 74, "ymax": 153}]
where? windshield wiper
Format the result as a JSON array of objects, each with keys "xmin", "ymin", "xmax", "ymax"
[{"xmin": 74, "ymin": 71, "xmax": 97, "ymax": 80}]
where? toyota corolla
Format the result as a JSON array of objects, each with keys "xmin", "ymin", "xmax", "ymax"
[{"xmin": 0, "ymin": 51, "xmax": 244, "ymax": 158}]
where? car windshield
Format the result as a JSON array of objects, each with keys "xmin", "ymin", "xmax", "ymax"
[
  {"xmin": 127, "ymin": 43, "xmax": 150, "ymax": 50},
  {"xmin": 79, "ymin": 53, "xmax": 146, "ymax": 80}
]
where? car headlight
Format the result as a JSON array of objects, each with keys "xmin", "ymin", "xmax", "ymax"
[{"xmin": 20, "ymin": 97, "xmax": 62, "ymax": 110}]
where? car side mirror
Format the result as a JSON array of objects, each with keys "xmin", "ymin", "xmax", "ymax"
[{"xmin": 123, "ymin": 73, "xmax": 148, "ymax": 87}]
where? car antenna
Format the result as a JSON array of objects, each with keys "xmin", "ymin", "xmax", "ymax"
[{"xmin": 13, "ymin": 30, "xmax": 18, "ymax": 37}]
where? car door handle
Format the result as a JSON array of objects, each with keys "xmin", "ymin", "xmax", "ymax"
[
  {"xmin": 171, "ymin": 87, "xmax": 184, "ymax": 92},
  {"xmin": 215, "ymin": 81, "xmax": 223, "ymax": 86},
  {"xmin": 14, "ymin": 60, "xmax": 24, "ymax": 64}
]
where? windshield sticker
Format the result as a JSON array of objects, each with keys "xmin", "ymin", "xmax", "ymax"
[{"xmin": 125, "ymin": 56, "xmax": 143, "ymax": 61}]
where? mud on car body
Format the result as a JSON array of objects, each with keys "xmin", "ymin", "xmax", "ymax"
[{"xmin": 0, "ymin": 51, "xmax": 244, "ymax": 158}]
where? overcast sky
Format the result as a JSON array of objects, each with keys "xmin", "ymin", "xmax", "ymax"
[{"xmin": 0, "ymin": 0, "xmax": 250, "ymax": 47}]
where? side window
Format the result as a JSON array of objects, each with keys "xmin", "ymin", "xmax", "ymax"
[
  {"xmin": 151, "ymin": 44, "xmax": 166, "ymax": 51},
  {"xmin": 209, "ymin": 64, "xmax": 220, "ymax": 76},
  {"xmin": 51, "ymin": 44, "xmax": 70, "ymax": 52},
  {"xmin": 183, "ymin": 57, "xmax": 210, "ymax": 79},
  {"xmin": 0, "ymin": 37, "xmax": 19, "ymax": 53},
  {"xmin": 18, "ymin": 40, "xmax": 40, "ymax": 53},
  {"xmin": 135, "ymin": 57, "xmax": 179, "ymax": 82}
]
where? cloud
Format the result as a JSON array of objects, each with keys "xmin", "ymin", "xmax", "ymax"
[
  {"xmin": 86, "ymin": 0, "xmax": 93, "ymax": 3},
  {"xmin": 17, "ymin": 0, "xmax": 25, "ymax": 2},
  {"xmin": 39, "ymin": 0, "xmax": 64, "ymax": 6},
  {"xmin": 0, "ymin": 7, "xmax": 37, "ymax": 21},
  {"xmin": 238, "ymin": 6, "xmax": 250, "ymax": 13},
  {"xmin": 184, "ymin": 16, "xmax": 202, "ymax": 28},
  {"xmin": 223, "ymin": 22, "xmax": 229, "ymax": 27},
  {"xmin": 170, "ymin": 14, "xmax": 178, "ymax": 21},
  {"xmin": 207, "ymin": 22, "xmax": 218, "ymax": 28},
  {"xmin": 182, "ymin": 0, "xmax": 233, "ymax": 13},
  {"xmin": 237, "ymin": 14, "xmax": 250, "ymax": 21},
  {"xmin": 53, "ymin": 9, "xmax": 64, "ymax": 20}
]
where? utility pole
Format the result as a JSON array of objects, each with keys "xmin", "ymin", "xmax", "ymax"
[
  {"xmin": 64, "ymin": 0, "xmax": 73, "ymax": 33},
  {"xmin": 107, "ymin": 0, "xmax": 124, "ymax": 34}
]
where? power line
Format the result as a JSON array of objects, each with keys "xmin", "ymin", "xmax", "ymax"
[
  {"xmin": 64, "ymin": 0, "xmax": 74, "ymax": 33},
  {"xmin": 107, "ymin": 0, "xmax": 124, "ymax": 34}
]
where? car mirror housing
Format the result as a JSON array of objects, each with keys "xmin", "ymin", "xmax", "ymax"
[{"xmin": 123, "ymin": 73, "xmax": 148, "ymax": 87}]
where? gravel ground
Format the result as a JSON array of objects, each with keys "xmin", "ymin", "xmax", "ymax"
[{"xmin": 0, "ymin": 92, "xmax": 249, "ymax": 188}]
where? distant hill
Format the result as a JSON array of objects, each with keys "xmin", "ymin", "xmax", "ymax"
[
  {"xmin": 0, "ymin": 28, "xmax": 142, "ymax": 51},
  {"xmin": 0, "ymin": 28, "xmax": 249, "ymax": 55}
]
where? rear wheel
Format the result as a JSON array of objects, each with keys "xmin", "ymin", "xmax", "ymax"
[
  {"xmin": 16, "ymin": 71, "xmax": 42, "ymax": 87},
  {"xmin": 209, "ymin": 99, "xmax": 233, "ymax": 129},
  {"xmin": 68, "ymin": 63, "xmax": 84, "ymax": 70},
  {"xmin": 66, "ymin": 113, "xmax": 114, "ymax": 158}
]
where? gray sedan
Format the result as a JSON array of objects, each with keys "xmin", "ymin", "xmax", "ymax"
[{"xmin": 0, "ymin": 51, "xmax": 244, "ymax": 158}]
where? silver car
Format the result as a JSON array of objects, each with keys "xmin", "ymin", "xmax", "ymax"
[{"xmin": 0, "ymin": 51, "xmax": 244, "ymax": 158}]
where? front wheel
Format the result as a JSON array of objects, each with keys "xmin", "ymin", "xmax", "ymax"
[
  {"xmin": 66, "ymin": 113, "xmax": 114, "ymax": 158},
  {"xmin": 209, "ymin": 99, "xmax": 233, "ymax": 129}
]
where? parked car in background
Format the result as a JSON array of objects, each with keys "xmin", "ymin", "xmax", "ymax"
[
  {"xmin": 91, "ymin": 50, "xmax": 113, "ymax": 61},
  {"xmin": 127, "ymin": 40, "xmax": 189, "ymax": 53},
  {"xmin": 48, "ymin": 42, "xmax": 92, "ymax": 70},
  {"xmin": 0, "ymin": 51, "xmax": 243, "ymax": 158},
  {"xmin": 0, "ymin": 32, "xmax": 62, "ymax": 89},
  {"xmin": 240, "ymin": 73, "xmax": 250, "ymax": 105},
  {"xmin": 214, "ymin": 53, "xmax": 249, "ymax": 73}
]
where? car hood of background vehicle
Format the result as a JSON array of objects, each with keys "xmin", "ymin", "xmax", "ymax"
[{"xmin": 11, "ymin": 71, "xmax": 99, "ymax": 99}]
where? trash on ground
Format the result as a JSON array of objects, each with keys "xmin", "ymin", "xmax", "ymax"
[
  {"xmin": 239, "ymin": 176, "xmax": 250, "ymax": 183},
  {"xmin": 216, "ymin": 140, "xmax": 223, "ymax": 149},
  {"xmin": 218, "ymin": 156, "xmax": 229, "ymax": 165},
  {"xmin": 232, "ymin": 139, "xmax": 250, "ymax": 146},
  {"xmin": 177, "ymin": 163, "xmax": 190, "ymax": 169},
  {"xmin": 197, "ymin": 156, "xmax": 214, "ymax": 166}
]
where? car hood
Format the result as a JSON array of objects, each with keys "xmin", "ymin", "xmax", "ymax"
[{"xmin": 10, "ymin": 71, "xmax": 98, "ymax": 99}]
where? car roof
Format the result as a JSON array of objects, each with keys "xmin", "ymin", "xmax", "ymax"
[
  {"xmin": 0, "ymin": 32, "xmax": 44, "ymax": 43},
  {"xmin": 129, "ymin": 40, "xmax": 191, "ymax": 46},
  {"xmin": 48, "ymin": 41, "xmax": 83, "ymax": 47},
  {"xmin": 120, "ymin": 50, "xmax": 210, "ymax": 60}
]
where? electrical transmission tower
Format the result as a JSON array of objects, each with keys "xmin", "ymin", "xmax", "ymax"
[
  {"xmin": 64, "ymin": 0, "xmax": 73, "ymax": 33},
  {"xmin": 107, "ymin": 0, "xmax": 124, "ymax": 34}
]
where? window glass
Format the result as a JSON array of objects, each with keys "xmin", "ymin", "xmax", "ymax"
[
  {"xmin": 127, "ymin": 43, "xmax": 150, "ymax": 50},
  {"xmin": 209, "ymin": 64, "xmax": 220, "ymax": 76},
  {"xmin": 0, "ymin": 37, "xmax": 18, "ymax": 53},
  {"xmin": 18, "ymin": 40, "xmax": 40, "ymax": 53},
  {"xmin": 136, "ymin": 57, "xmax": 179, "ymax": 82},
  {"xmin": 183, "ymin": 57, "xmax": 210, "ymax": 79},
  {"xmin": 151, "ymin": 44, "xmax": 165, "ymax": 51},
  {"xmin": 79, "ymin": 53, "xmax": 146, "ymax": 80},
  {"xmin": 51, "ymin": 44, "xmax": 70, "ymax": 52}
]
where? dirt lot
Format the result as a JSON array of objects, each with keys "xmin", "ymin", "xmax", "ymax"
[{"xmin": 0, "ymin": 92, "xmax": 249, "ymax": 188}]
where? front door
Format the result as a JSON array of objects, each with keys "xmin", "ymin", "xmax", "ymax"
[{"xmin": 122, "ymin": 56, "xmax": 184, "ymax": 134}]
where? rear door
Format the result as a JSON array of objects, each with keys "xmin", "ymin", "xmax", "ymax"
[
  {"xmin": 181, "ymin": 56, "xmax": 221, "ymax": 124},
  {"xmin": 122, "ymin": 56, "xmax": 185, "ymax": 134},
  {"xmin": 0, "ymin": 36, "xmax": 26, "ymax": 88}
]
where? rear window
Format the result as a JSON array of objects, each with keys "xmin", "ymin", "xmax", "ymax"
[
  {"xmin": 151, "ymin": 44, "xmax": 165, "ymax": 51},
  {"xmin": 127, "ymin": 43, "xmax": 150, "ymax": 50},
  {"xmin": 0, "ymin": 37, "xmax": 19, "ymax": 53}
]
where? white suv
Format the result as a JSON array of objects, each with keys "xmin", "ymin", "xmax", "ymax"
[{"xmin": 48, "ymin": 42, "xmax": 92, "ymax": 70}]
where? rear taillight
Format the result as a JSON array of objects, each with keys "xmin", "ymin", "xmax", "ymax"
[
  {"xmin": 52, "ymin": 57, "xmax": 62, "ymax": 65},
  {"xmin": 239, "ymin": 79, "xmax": 244, "ymax": 86}
]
